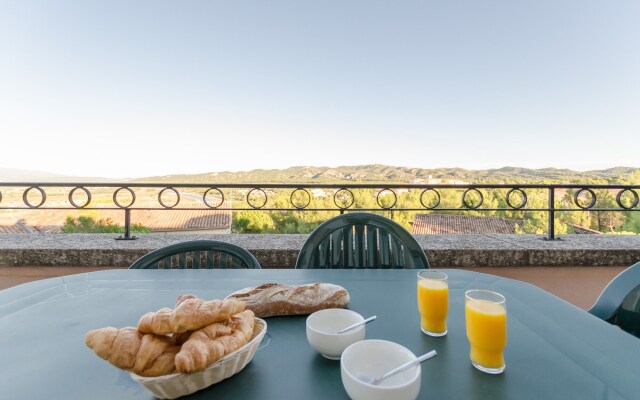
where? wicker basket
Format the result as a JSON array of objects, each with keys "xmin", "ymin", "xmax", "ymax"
[{"xmin": 131, "ymin": 318, "xmax": 267, "ymax": 399}]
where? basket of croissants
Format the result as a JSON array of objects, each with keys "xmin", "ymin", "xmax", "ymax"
[
  {"xmin": 85, "ymin": 283, "xmax": 351, "ymax": 398},
  {"xmin": 85, "ymin": 294, "xmax": 267, "ymax": 399}
]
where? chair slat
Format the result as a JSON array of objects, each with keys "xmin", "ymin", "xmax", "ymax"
[
  {"xmin": 222, "ymin": 253, "xmax": 232, "ymax": 269},
  {"xmin": 365, "ymin": 226, "xmax": 378, "ymax": 268},
  {"xmin": 380, "ymin": 230, "xmax": 391, "ymax": 268},
  {"xmin": 316, "ymin": 241, "xmax": 327, "ymax": 269},
  {"xmin": 395, "ymin": 241, "xmax": 406, "ymax": 268},
  {"xmin": 330, "ymin": 230, "xmax": 344, "ymax": 268},
  {"xmin": 177, "ymin": 253, "xmax": 186, "ymax": 269},
  {"xmin": 230, "ymin": 254, "xmax": 243, "ymax": 269},
  {"xmin": 354, "ymin": 225, "xmax": 366, "ymax": 268},
  {"xmin": 193, "ymin": 251, "xmax": 202, "ymax": 269},
  {"xmin": 345, "ymin": 225, "xmax": 355, "ymax": 268},
  {"xmin": 389, "ymin": 236, "xmax": 402, "ymax": 268}
]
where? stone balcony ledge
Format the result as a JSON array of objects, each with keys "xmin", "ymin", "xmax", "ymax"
[{"xmin": 0, "ymin": 233, "xmax": 638, "ymax": 268}]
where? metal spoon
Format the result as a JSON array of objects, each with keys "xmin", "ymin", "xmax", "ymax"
[
  {"xmin": 360, "ymin": 349, "xmax": 437, "ymax": 385},
  {"xmin": 337, "ymin": 315, "xmax": 377, "ymax": 334}
]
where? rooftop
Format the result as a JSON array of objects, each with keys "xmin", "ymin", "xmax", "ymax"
[
  {"xmin": 412, "ymin": 214, "xmax": 523, "ymax": 234},
  {"xmin": 0, "ymin": 208, "xmax": 231, "ymax": 234}
]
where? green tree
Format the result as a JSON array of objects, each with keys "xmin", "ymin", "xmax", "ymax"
[
  {"xmin": 62, "ymin": 215, "xmax": 150, "ymax": 233},
  {"xmin": 232, "ymin": 211, "xmax": 275, "ymax": 233},
  {"xmin": 591, "ymin": 190, "xmax": 625, "ymax": 233}
]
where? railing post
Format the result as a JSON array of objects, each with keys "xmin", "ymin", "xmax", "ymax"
[
  {"xmin": 546, "ymin": 187, "xmax": 556, "ymax": 240},
  {"xmin": 116, "ymin": 209, "xmax": 137, "ymax": 240}
]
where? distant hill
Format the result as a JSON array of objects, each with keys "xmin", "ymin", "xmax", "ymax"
[
  {"xmin": 132, "ymin": 164, "xmax": 640, "ymax": 184},
  {"xmin": 2, "ymin": 165, "xmax": 638, "ymax": 184}
]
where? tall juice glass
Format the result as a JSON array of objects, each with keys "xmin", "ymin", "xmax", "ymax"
[
  {"xmin": 417, "ymin": 270, "xmax": 448, "ymax": 337},
  {"xmin": 465, "ymin": 290, "xmax": 507, "ymax": 374}
]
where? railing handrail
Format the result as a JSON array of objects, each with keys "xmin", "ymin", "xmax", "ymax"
[{"xmin": 0, "ymin": 182, "xmax": 638, "ymax": 240}]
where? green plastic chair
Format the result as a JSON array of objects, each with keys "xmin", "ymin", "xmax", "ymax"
[
  {"xmin": 129, "ymin": 240, "xmax": 261, "ymax": 269},
  {"xmin": 295, "ymin": 212, "xmax": 430, "ymax": 269},
  {"xmin": 588, "ymin": 261, "xmax": 640, "ymax": 338}
]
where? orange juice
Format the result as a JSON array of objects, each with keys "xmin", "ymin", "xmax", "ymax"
[
  {"xmin": 465, "ymin": 299, "xmax": 507, "ymax": 371},
  {"xmin": 417, "ymin": 278, "xmax": 448, "ymax": 335}
]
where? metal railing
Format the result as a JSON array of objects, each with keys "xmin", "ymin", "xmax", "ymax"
[{"xmin": 0, "ymin": 182, "xmax": 638, "ymax": 240}]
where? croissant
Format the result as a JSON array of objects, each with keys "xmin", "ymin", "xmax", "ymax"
[
  {"xmin": 85, "ymin": 327, "xmax": 180, "ymax": 377},
  {"xmin": 138, "ymin": 296, "xmax": 246, "ymax": 335},
  {"xmin": 175, "ymin": 309, "xmax": 255, "ymax": 373}
]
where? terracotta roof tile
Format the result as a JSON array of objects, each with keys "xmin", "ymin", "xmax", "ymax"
[
  {"xmin": 412, "ymin": 214, "xmax": 523, "ymax": 234},
  {"xmin": 0, "ymin": 205, "xmax": 231, "ymax": 233}
]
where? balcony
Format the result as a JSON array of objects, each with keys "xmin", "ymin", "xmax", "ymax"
[{"xmin": 1, "ymin": 182, "xmax": 638, "ymax": 311}]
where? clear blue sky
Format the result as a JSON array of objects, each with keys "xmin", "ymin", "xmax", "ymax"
[{"xmin": 1, "ymin": 1, "xmax": 638, "ymax": 179}]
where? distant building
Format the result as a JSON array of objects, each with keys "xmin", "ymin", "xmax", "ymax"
[
  {"xmin": 311, "ymin": 189, "xmax": 328, "ymax": 198},
  {"xmin": 571, "ymin": 225, "xmax": 601, "ymax": 234},
  {"xmin": 411, "ymin": 214, "xmax": 604, "ymax": 235},
  {"xmin": 411, "ymin": 175, "xmax": 468, "ymax": 185},
  {"xmin": 411, "ymin": 214, "xmax": 522, "ymax": 234},
  {"xmin": 0, "ymin": 207, "xmax": 232, "ymax": 234}
]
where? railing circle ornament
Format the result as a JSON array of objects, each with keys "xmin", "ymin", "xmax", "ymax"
[
  {"xmin": 203, "ymin": 188, "xmax": 225, "ymax": 209},
  {"xmin": 23, "ymin": 186, "xmax": 46, "ymax": 208},
  {"xmin": 616, "ymin": 188, "xmax": 639, "ymax": 210},
  {"xmin": 113, "ymin": 187, "xmax": 136, "ymax": 209},
  {"xmin": 290, "ymin": 188, "xmax": 311, "ymax": 210},
  {"xmin": 68, "ymin": 186, "xmax": 92, "ymax": 208},
  {"xmin": 333, "ymin": 188, "xmax": 354, "ymax": 210},
  {"xmin": 420, "ymin": 188, "xmax": 441, "ymax": 209},
  {"xmin": 574, "ymin": 188, "xmax": 596, "ymax": 210},
  {"xmin": 0, "ymin": 191, "xmax": 3, "ymax": 203},
  {"xmin": 376, "ymin": 188, "xmax": 397, "ymax": 210},
  {"xmin": 462, "ymin": 188, "xmax": 484, "ymax": 209},
  {"xmin": 506, "ymin": 188, "xmax": 527, "ymax": 210},
  {"xmin": 158, "ymin": 187, "xmax": 180, "ymax": 209},
  {"xmin": 247, "ymin": 188, "xmax": 268, "ymax": 209}
]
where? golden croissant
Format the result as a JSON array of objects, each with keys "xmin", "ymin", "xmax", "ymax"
[
  {"xmin": 138, "ymin": 297, "xmax": 246, "ymax": 335},
  {"xmin": 175, "ymin": 309, "xmax": 255, "ymax": 373},
  {"xmin": 85, "ymin": 327, "xmax": 181, "ymax": 377}
]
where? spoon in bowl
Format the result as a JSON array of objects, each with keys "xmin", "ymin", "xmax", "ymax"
[
  {"xmin": 337, "ymin": 315, "xmax": 377, "ymax": 334},
  {"xmin": 360, "ymin": 349, "xmax": 437, "ymax": 385}
]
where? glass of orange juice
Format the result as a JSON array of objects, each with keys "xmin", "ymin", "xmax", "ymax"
[
  {"xmin": 465, "ymin": 290, "xmax": 507, "ymax": 374},
  {"xmin": 417, "ymin": 270, "xmax": 448, "ymax": 337}
]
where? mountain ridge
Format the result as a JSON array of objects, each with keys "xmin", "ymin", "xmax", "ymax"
[
  {"xmin": 133, "ymin": 165, "xmax": 639, "ymax": 184},
  {"xmin": 1, "ymin": 165, "xmax": 638, "ymax": 184}
]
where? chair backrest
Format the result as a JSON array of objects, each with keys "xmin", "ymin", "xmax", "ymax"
[
  {"xmin": 129, "ymin": 240, "xmax": 261, "ymax": 269},
  {"xmin": 295, "ymin": 212, "xmax": 430, "ymax": 269},
  {"xmin": 588, "ymin": 261, "xmax": 640, "ymax": 338}
]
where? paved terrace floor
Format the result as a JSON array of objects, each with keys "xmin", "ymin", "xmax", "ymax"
[{"xmin": 0, "ymin": 265, "xmax": 626, "ymax": 311}]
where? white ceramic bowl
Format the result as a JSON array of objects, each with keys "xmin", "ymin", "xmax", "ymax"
[
  {"xmin": 341, "ymin": 339, "xmax": 421, "ymax": 400},
  {"xmin": 306, "ymin": 308, "xmax": 366, "ymax": 360}
]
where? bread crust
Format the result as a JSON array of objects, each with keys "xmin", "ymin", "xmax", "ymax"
[{"xmin": 226, "ymin": 283, "xmax": 350, "ymax": 317}]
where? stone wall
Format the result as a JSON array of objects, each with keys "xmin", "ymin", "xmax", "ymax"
[{"xmin": 0, "ymin": 233, "xmax": 638, "ymax": 268}]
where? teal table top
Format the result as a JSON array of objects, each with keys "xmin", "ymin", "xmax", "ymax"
[{"xmin": 1, "ymin": 268, "xmax": 639, "ymax": 400}]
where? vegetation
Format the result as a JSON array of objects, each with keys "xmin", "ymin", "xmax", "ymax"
[
  {"xmin": 43, "ymin": 165, "xmax": 638, "ymax": 235},
  {"xmin": 130, "ymin": 164, "xmax": 640, "ymax": 235},
  {"xmin": 134, "ymin": 164, "xmax": 640, "ymax": 185},
  {"xmin": 62, "ymin": 216, "xmax": 150, "ymax": 234},
  {"xmin": 230, "ymin": 187, "xmax": 638, "ymax": 235}
]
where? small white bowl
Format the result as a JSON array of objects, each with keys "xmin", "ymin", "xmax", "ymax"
[
  {"xmin": 306, "ymin": 308, "xmax": 366, "ymax": 360},
  {"xmin": 341, "ymin": 340, "xmax": 421, "ymax": 400}
]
